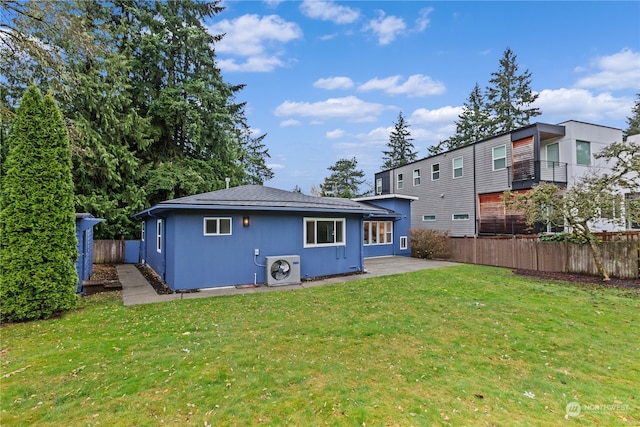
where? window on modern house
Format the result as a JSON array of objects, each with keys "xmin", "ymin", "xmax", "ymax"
[
  {"xmin": 413, "ymin": 169, "xmax": 421, "ymax": 186},
  {"xmin": 363, "ymin": 221, "xmax": 393, "ymax": 245},
  {"xmin": 452, "ymin": 213, "xmax": 469, "ymax": 220},
  {"xmin": 431, "ymin": 163, "xmax": 440, "ymax": 181},
  {"xmin": 305, "ymin": 218, "xmax": 345, "ymax": 246},
  {"xmin": 400, "ymin": 236, "xmax": 408, "ymax": 250},
  {"xmin": 397, "ymin": 173, "xmax": 404, "ymax": 189},
  {"xmin": 422, "ymin": 215, "xmax": 436, "ymax": 221},
  {"xmin": 453, "ymin": 157, "xmax": 463, "ymax": 178},
  {"xmin": 576, "ymin": 140, "xmax": 591, "ymax": 165},
  {"xmin": 376, "ymin": 178, "xmax": 383, "ymax": 194},
  {"xmin": 156, "ymin": 219, "xmax": 162, "ymax": 253},
  {"xmin": 141, "ymin": 223, "xmax": 145, "ymax": 241},
  {"xmin": 204, "ymin": 217, "xmax": 232, "ymax": 236},
  {"xmin": 492, "ymin": 145, "xmax": 506, "ymax": 170},
  {"xmin": 546, "ymin": 142, "xmax": 559, "ymax": 167}
]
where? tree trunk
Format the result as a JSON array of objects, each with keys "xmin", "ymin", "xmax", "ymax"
[{"xmin": 587, "ymin": 237, "xmax": 610, "ymax": 281}]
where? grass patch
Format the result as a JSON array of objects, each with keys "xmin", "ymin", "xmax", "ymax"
[{"xmin": 1, "ymin": 265, "xmax": 638, "ymax": 425}]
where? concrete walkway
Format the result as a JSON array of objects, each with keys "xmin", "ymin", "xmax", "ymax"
[{"xmin": 117, "ymin": 257, "xmax": 459, "ymax": 306}]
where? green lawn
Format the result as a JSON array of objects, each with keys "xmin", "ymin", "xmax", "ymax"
[{"xmin": 1, "ymin": 265, "xmax": 638, "ymax": 426}]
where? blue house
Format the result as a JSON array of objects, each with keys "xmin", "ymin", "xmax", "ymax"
[
  {"xmin": 75, "ymin": 213, "xmax": 105, "ymax": 293},
  {"xmin": 133, "ymin": 185, "xmax": 414, "ymax": 291}
]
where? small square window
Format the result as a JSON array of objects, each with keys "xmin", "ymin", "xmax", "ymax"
[{"xmin": 204, "ymin": 218, "xmax": 232, "ymax": 236}]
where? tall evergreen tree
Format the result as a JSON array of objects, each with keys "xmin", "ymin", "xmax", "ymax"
[
  {"xmin": 0, "ymin": 85, "xmax": 78, "ymax": 322},
  {"xmin": 486, "ymin": 47, "xmax": 541, "ymax": 133},
  {"xmin": 320, "ymin": 157, "xmax": 367, "ymax": 198},
  {"xmin": 429, "ymin": 83, "xmax": 495, "ymax": 154},
  {"xmin": 1, "ymin": 0, "xmax": 273, "ymax": 237},
  {"xmin": 381, "ymin": 112, "xmax": 417, "ymax": 169},
  {"xmin": 625, "ymin": 93, "xmax": 640, "ymax": 138},
  {"xmin": 129, "ymin": 0, "xmax": 251, "ymax": 204}
]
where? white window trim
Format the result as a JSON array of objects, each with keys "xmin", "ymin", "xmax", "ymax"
[
  {"xmin": 453, "ymin": 157, "xmax": 463, "ymax": 179},
  {"xmin": 422, "ymin": 215, "xmax": 436, "ymax": 221},
  {"xmin": 376, "ymin": 178, "xmax": 383, "ymax": 195},
  {"xmin": 363, "ymin": 220, "xmax": 393, "ymax": 246},
  {"xmin": 400, "ymin": 236, "xmax": 408, "ymax": 250},
  {"xmin": 431, "ymin": 163, "xmax": 440, "ymax": 181},
  {"xmin": 413, "ymin": 169, "xmax": 421, "ymax": 186},
  {"xmin": 156, "ymin": 219, "xmax": 162, "ymax": 253},
  {"xmin": 452, "ymin": 213, "xmax": 470, "ymax": 221},
  {"xmin": 203, "ymin": 217, "xmax": 233, "ymax": 236},
  {"xmin": 492, "ymin": 145, "xmax": 507, "ymax": 171},
  {"xmin": 141, "ymin": 222, "xmax": 145, "ymax": 241},
  {"xmin": 397, "ymin": 173, "xmax": 404, "ymax": 190},
  {"xmin": 304, "ymin": 217, "xmax": 346, "ymax": 248}
]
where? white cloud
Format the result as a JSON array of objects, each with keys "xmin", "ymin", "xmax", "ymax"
[
  {"xmin": 358, "ymin": 74, "xmax": 446, "ymax": 97},
  {"xmin": 415, "ymin": 7, "xmax": 434, "ymax": 32},
  {"xmin": 207, "ymin": 14, "xmax": 302, "ymax": 72},
  {"xmin": 409, "ymin": 106, "xmax": 463, "ymax": 125},
  {"xmin": 326, "ymin": 128, "xmax": 346, "ymax": 139},
  {"xmin": 299, "ymin": 0, "xmax": 360, "ymax": 24},
  {"xmin": 574, "ymin": 48, "xmax": 640, "ymax": 91},
  {"xmin": 364, "ymin": 11, "xmax": 406, "ymax": 45},
  {"xmin": 274, "ymin": 96, "xmax": 392, "ymax": 123},
  {"xmin": 314, "ymin": 76, "xmax": 354, "ymax": 90},
  {"xmin": 266, "ymin": 163, "xmax": 285, "ymax": 170},
  {"xmin": 535, "ymin": 88, "xmax": 633, "ymax": 123},
  {"xmin": 280, "ymin": 119, "xmax": 302, "ymax": 127}
]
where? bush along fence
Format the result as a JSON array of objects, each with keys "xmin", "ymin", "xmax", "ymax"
[
  {"xmin": 446, "ymin": 232, "xmax": 639, "ymax": 279},
  {"xmin": 93, "ymin": 240, "xmax": 141, "ymax": 264}
]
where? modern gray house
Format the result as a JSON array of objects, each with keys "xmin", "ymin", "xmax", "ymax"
[{"xmin": 375, "ymin": 120, "xmax": 632, "ymax": 236}]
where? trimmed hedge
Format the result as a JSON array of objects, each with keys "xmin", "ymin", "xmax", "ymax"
[{"xmin": 1, "ymin": 86, "xmax": 78, "ymax": 322}]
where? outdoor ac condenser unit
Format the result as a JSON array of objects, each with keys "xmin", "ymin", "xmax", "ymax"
[{"xmin": 265, "ymin": 255, "xmax": 301, "ymax": 286}]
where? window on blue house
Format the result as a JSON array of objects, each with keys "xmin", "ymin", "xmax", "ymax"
[
  {"xmin": 400, "ymin": 236, "xmax": 407, "ymax": 250},
  {"xmin": 363, "ymin": 220, "xmax": 393, "ymax": 245},
  {"xmin": 204, "ymin": 217, "xmax": 232, "ymax": 236},
  {"xmin": 304, "ymin": 218, "xmax": 345, "ymax": 247},
  {"xmin": 156, "ymin": 219, "xmax": 162, "ymax": 253}
]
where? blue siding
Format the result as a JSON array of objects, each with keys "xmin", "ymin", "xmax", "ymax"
[
  {"xmin": 142, "ymin": 211, "xmax": 368, "ymax": 290},
  {"xmin": 362, "ymin": 198, "xmax": 413, "ymax": 258},
  {"xmin": 75, "ymin": 215, "xmax": 104, "ymax": 293}
]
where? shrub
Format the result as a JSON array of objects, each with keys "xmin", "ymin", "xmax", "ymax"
[
  {"xmin": 0, "ymin": 86, "xmax": 78, "ymax": 322},
  {"xmin": 409, "ymin": 229, "xmax": 451, "ymax": 259}
]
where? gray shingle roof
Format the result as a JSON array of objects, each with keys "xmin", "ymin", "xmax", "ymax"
[{"xmin": 134, "ymin": 185, "xmax": 396, "ymax": 218}]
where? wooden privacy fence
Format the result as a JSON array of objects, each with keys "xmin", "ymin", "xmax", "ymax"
[
  {"xmin": 93, "ymin": 240, "xmax": 141, "ymax": 264},
  {"xmin": 93, "ymin": 240, "xmax": 125, "ymax": 264},
  {"xmin": 448, "ymin": 232, "xmax": 640, "ymax": 279}
]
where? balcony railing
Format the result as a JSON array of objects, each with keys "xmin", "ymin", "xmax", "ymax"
[{"xmin": 508, "ymin": 160, "xmax": 567, "ymax": 187}]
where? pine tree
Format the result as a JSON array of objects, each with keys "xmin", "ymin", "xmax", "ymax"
[
  {"xmin": 381, "ymin": 112, "xmax": 417, "ymax": 169},
  {"xmin": 429, "ymin": 83, "xmax": 495, "ymax": 154},
  {"xmin": 625, "ymin": 93, "xmax": 640, "ymax": 138},
  {"xmin": 486, "ymin": 48, "xmax": 541, "ymax": 133},
  {"xmin": 320, "ymin": 157, "xmax": 367, "ymax": 198},
  {"xmin": 0, "ymin": 85, "xmax": 78, "ymax": 322}
]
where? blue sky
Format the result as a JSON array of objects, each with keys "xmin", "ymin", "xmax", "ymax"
[{"xmin": 206, "ymin": 1, "xmax": 640, "ymax": 193}]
